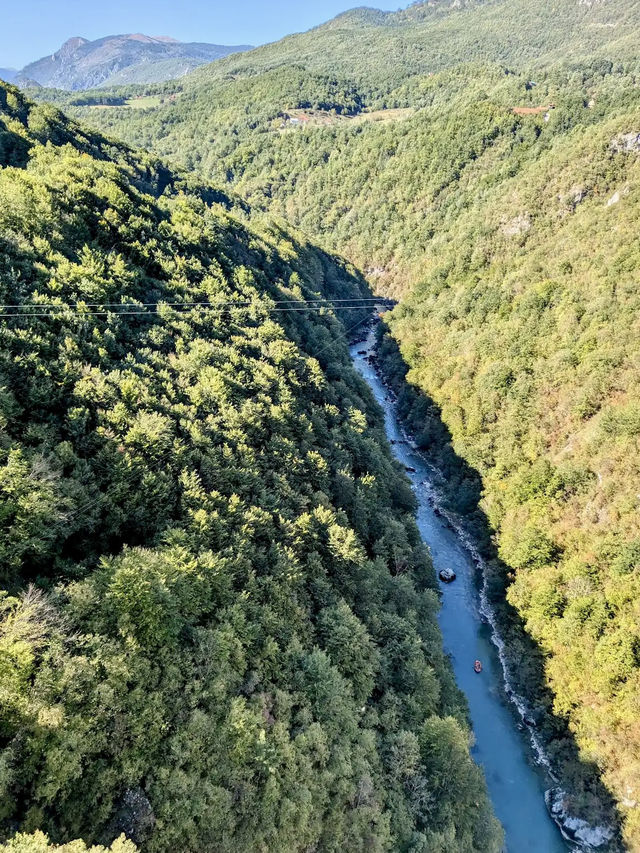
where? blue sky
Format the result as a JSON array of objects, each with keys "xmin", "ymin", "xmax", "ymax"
[{"xmin": 1, "ymin": 1, "xmax": 398, "ymax": 69}]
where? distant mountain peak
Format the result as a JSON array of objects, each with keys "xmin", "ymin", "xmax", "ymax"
[
  {"xmin": 60, "ymin": 36, "xmax": 89, "ymax": 48},
  {"xmin": 54, "ymin": 36, "xmax": 90, "ymax": 58},
  {"xmin": 17, "ymin": 34, "xmax": 252, "ymax": 90}
]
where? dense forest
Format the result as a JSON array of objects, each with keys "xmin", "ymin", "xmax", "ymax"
[
  {"xmin": 0, "ymin": 84, "xmax": 503, "ymax": 852},
  {"xmin": 32, "ymin": 0, "xmax": 640, "ymax": 847}
]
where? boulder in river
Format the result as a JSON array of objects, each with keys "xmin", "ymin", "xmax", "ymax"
[
  {"xmin": 439, "ymin": 567, "xmax": 456, "ymax": 583},
  {"xmin": 405, "ymin": 466, "xmax": 417, "ymax": 473}
]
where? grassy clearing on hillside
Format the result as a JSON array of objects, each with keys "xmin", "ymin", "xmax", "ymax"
[
  {"xmin": 88, "ymin": 94, "xmax": 180, "ymax": 110},
  {"xmin": 279, "ymin": 107, "xmax": 415, "ymax": 130}
]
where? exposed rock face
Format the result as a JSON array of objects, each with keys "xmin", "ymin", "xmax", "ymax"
[
  {"xmin": 56, "ymin": 37, "xmax": 90, "ymax": 58},
  {"xmin": 558, "ymin": 185, "xmax": 588, "ymax": 213},
  {"xmin": 545, "ymin": 788, "xmax": 615, "ymax": 849},
  {"xmin": 606, "ymin": 185, "xmax": 630, "ymax": 206},
  {"xmin": 109, "ymin": 788, "xmax": 156, "ymax": 846},
  {"xmin": 500, "ymin": 213, "xmax": 531, "ymax": 236},
  {"xmin": 16, "ymin": 34, "xmax": 252, "ymax": 90},
  {"xmin": 610, "ymin": 132, "xmax": 640, "ymax": 155}
]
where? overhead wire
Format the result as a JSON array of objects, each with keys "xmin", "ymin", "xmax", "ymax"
[
  {"xmin": 0, "ymin": 297, "xmax": 387, "ymax": 309},
  {"xmin": 0, "ymin": 297, "xmax": 392, "ymax": 319},
  {"xmin": 0, "ymin": 307, "xmax": 386, "ymax": 318},
  {"xmin": 51, "ymin": 301, "xmax": 383, "ymax": 524}
]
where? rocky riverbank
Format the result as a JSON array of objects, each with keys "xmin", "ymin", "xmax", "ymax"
[{"xmin": 354, "ymin": 317, "xmax": 618, "ymax": 851}]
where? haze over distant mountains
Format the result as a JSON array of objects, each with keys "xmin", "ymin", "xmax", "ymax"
[{"xmin": 12, "ymin": 33, "xmax": 252, "ymax": 90}]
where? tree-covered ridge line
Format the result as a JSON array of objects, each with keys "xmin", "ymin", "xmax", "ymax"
[
  {"xmin": 52, "ymin": 58, "xmax": 640, "ymax": 296},
  {"xmin": 180, "ymin": 0, "xmax": 640, "ymax": 91},
  {"xmin": 27, "ymin": 0, "xmax": 640, "ymax": 125},
  {"xmin": 0, "ymin": 83, "xmax": 502, "ymax": 852}
]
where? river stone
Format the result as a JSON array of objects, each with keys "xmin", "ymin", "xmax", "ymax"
[{"xmin": 439, "ymin": 568, "xmax": 457, "ymax": 583}]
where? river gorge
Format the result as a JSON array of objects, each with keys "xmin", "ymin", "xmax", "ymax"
[{"xmin": 350, "ymin": 323, "xmax": 571, "ymax": 852}]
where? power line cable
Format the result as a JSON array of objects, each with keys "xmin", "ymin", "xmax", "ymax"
[
  {"xmin": 0, "ymin": 297, "xmax": 387, "ymax": 310},
  {"xmin": 0, "ymin": 304, "xmax": 389, "ymax": 319},
  {"xmin": 0, "ymin": 297, "xmax": 391, "ymax": 317},
  {"xmin": 58, "ymin": 310, "xmax": 380, "ymax": 524}
]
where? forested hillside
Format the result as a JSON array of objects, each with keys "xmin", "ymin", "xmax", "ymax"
[
  {"xmin": 0, "ymin": 83, "xmax": 502, "ymax": 852},
  {"xmin": 41, "ymin": 0, "xmax": 640, "ymax": 846},
  {"xmin": 387, "ymin": 97, "xmax": 640, "ymax": 844},
  {"xmin": 50, "ymin": 41, "xmax": 640, "ymax": 296},
  {"xmin": 180, "ymin": 0, "xmax": 640, "ymax": 90}
]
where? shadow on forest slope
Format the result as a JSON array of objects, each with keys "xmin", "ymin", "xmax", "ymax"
[{"xmin": 375, "ymin": 321, "xmax": 621, "ymax": 843}]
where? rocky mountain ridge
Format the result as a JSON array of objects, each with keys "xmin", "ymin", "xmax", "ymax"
[{"xmin": 15, "ymin": 33, "xmax": 252, "ymax": 90}]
